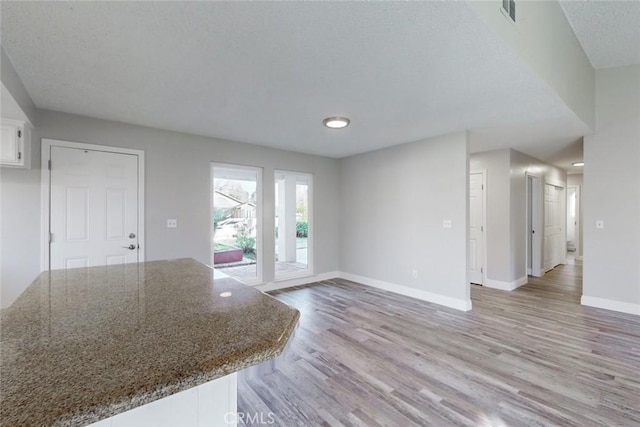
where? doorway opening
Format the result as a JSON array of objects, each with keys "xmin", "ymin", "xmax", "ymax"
[
  {"xmin": 211, "ymin": 164, "xmax": 262, "ymax": 284},
  {"xmin": 566, "ymin": 185, "xmax": 581, "ymax": 264}
]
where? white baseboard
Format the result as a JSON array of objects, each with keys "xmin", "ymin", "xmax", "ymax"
[
  {"xmin": 581, "ymin": 295, "xmax": 640, "ymax": 316},
  {"xmin": 255, "ymin": 271, "xmax": 340, "ymax": 292},
  {"xmin": 338, "ymin": 272, "xmax": 472, "ymax": 312},
  {"xmin": 483, "ymin": 276, "xmax": 528, "ymax": 291}
]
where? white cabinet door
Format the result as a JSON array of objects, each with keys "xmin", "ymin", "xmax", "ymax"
[
  {"xmin": 0, "ymin": 120, "xmax": 23, "ymax": 166},
  {"xmin": 50, "ymin": 146, "xmax": 140, "ymax": 269}
]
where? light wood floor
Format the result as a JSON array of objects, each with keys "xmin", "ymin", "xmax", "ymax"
[{"xmin": 238, "ymin": 263, "xmax": 640, "ymax": 426}]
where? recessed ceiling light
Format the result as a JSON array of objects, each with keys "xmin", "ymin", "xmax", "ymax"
[
  {"xmin": 572, "ymin": 162, "xmax": 584, "ymax": 167},
  {"xmin": 219, "ymin": 291, "xmax": 232, "ymax": 298},
  {"xmin": 323, "ymin": 116, "xmax": 350, "ymax": 129}
]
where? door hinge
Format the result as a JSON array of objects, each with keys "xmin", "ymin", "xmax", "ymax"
[
  {"xmin": 17, "ymin": 130, "xmax": 22, "ymax": 138},
  {"xmin": 481, "ymin": 267, "xmax": 483, "ymax": 273},
  {"xmin": 482, "ymin": 184, "xmax": 484, "ymax": 190},
  {"xmin": 481, "ymin": 226, "xmax": 484, "ymax": 232},
  {"xmin": 18, "ymin": 152, "xmax": 22, "ymax": 160},
  {"xmin": 49, "ymin": 232, "xmax": 53, "ymax": 244},
  {"xmin": 48, "ymin": 160, "xmax": 52, "ymax": 170}
]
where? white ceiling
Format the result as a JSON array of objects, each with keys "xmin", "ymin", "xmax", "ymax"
[
  {"xmin": 1, "ymin": 1, "xmax": 586, "ymax": 162},
  {"xmin": 560, "ymin": 0, "xmax": 640, "ymax": 69},
  {"xmin": 470, "ymin": 115, "xmax": 587, "ymax": 170}
]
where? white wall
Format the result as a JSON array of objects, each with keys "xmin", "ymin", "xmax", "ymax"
[
  {"xmin": 0, "ymin": 109, "xmax": 341, "ymax": 308},
  {"xmin": 0, "ymin": 156, "xmax": 42, "ymax": 307},
  {"xmin": 0, "ymin": 46, "xmax": 41, "ymax": 308},
  {"xmin": 583, "ymin": 65, "xmax": 640, "ymax": 314},
  {"xmin": 567, "ymin": 173, "xmax": 583, "ymax": 258},
  {"xmin": 339, "ymin": 132, "xmax": 470, "ymax": 310},
  {"xmin": 1, "ymin": 46, "xmax": 36, "ymax": 125},
  {"xmin": 468, "ymin": 0, "xmax": 594, "ymax": 129},
  {"xmin": 470, "ymin": 148, "xmax": 566, "ymax": 286}
]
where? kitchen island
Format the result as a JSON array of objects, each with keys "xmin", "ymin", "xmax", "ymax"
[{"xmin": 0, "ymin": 258, "xmax": 299, "ymax": 426}]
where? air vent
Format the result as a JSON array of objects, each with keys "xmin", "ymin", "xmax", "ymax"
[{"xmin": 502, "ymin": 0, "xmax": 516, "ymax": 22}]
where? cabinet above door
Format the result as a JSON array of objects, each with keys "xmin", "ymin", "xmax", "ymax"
[{"xmin": 0, "ymin": 118, "xmax": 31, "ymax": 169}]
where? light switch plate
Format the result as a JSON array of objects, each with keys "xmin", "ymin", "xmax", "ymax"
[
  {"xmin": 443, "ymin": 220, "xmax": 452, "ymax": 229},
  {"xmin": 596, "ymin": 220, "xmax": 604, "ymax": 229},
  {"xmin": 167, "ymin": 219, "xmax": 177, "ymax": 228}
]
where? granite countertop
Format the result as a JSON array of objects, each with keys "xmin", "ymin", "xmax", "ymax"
[{"xmin": 0, "ymin": 258, "xmax": 300, "ymax": 426}]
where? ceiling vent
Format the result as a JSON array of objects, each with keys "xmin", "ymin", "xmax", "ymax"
[{"xmin": 502, "ymin": 0, "xmax": 516, "ymax": 22}]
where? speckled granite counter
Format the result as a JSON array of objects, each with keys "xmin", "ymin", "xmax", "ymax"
[{"xmin": 1, "ymin": 258, "xmax": 299, "ymax": 426}]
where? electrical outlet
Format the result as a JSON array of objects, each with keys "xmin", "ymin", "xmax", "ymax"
[
  {"xmin": 167, "ymin": 219, "xmax": 177, "ymax": 228},
  {"xmin": 443, "ymin": 220, "xmax": 452, "ymax": 229},
  {"xmin": 596, "ymin": 220, "xmax": 604, "ymax": 229}
]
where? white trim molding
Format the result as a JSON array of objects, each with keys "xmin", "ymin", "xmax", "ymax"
[
  {"xmin": 581, "ymin": 295, "xmax": 640, "ymax": 316},
  {"xmin": 483, "ymin": 276, "xmax": 528, "ymax": 291},
  {"xmin": 339, "ymin": 272, "xmax": 472, "ymax": 312},
  {"xmin": 255, "ymin": 271, "xmax": 339, "ymax": 293}
]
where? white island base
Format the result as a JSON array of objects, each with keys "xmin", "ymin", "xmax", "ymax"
[{"xmin": 89, "ymin": 373, "xmax": 237, "ymax": 427}]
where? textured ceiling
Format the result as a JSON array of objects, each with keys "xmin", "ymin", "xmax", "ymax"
[
  {"xmin": 1, "ymin": 1, "xmax": 583, "ymax": 159},
  {"xmin": 560, "ymin": 0, "xmax": 640, "ymax": 69},
  {"xmin": 470, "ymin": 116, "xmax": 587, "ymax": 170}
]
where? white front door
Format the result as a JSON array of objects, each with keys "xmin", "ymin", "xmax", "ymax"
[
  {"xmin": 543, "ymin": 184, "xmax": 563, "ymax": 271},
  {"xmin": 50, "ymin": 146, "xmax": 140, "ymax": 269},
  {"xmin": 469, "ymin": 172, "xmax": 485, "ymax": 284}
]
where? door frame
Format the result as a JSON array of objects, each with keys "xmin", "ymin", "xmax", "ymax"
[
  {"xmin": 40, "ymin": 139, "xmax": 145, "ymax": 271},
  {"xmin": 469, "ymin": 169, "xmax": 487, "ymax": 285},
  {"xmin": 526, "ymin": 173, "xmax": 543, "ymax": 277}
]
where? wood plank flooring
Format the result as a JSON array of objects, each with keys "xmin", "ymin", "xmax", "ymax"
[{"xmin": 237, "ymin": 263, "xmax": 640, "ymax": 426}]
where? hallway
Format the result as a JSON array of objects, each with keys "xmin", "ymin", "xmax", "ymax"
[
  {"xmin": 523, "ymin": 259, "xmax": 583, "ymax": 304},
  {"xmin": 237, "ymin": 262, "xmax": 640, "ymax": 426}
]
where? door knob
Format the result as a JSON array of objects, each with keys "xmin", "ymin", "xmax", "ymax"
[
  {"xmin": 123, "ymin": 244, "xmax": 136, "ymax": 250},
  {"xmin": 129, "ymin": 233, "xmax": 136, "ymax": 239}
]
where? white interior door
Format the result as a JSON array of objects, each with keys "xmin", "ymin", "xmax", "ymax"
[
  {"xmin": 50, "ymin": 146, "xmax": 139, "ymax": 269},
  {"xmin": 527, "ymin": 174, "xmax": 543, "ymax": 277},
  {"xmin": 543, "ymin": 184, "xmax": 563, "ymax": 271},
  {"xmin": 469, "ymin": 172, "xmax": 485, "ymax": 284},
  {"xmin": 566, "ymin": 187, "xmax": 577, "ymax": 251}
]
